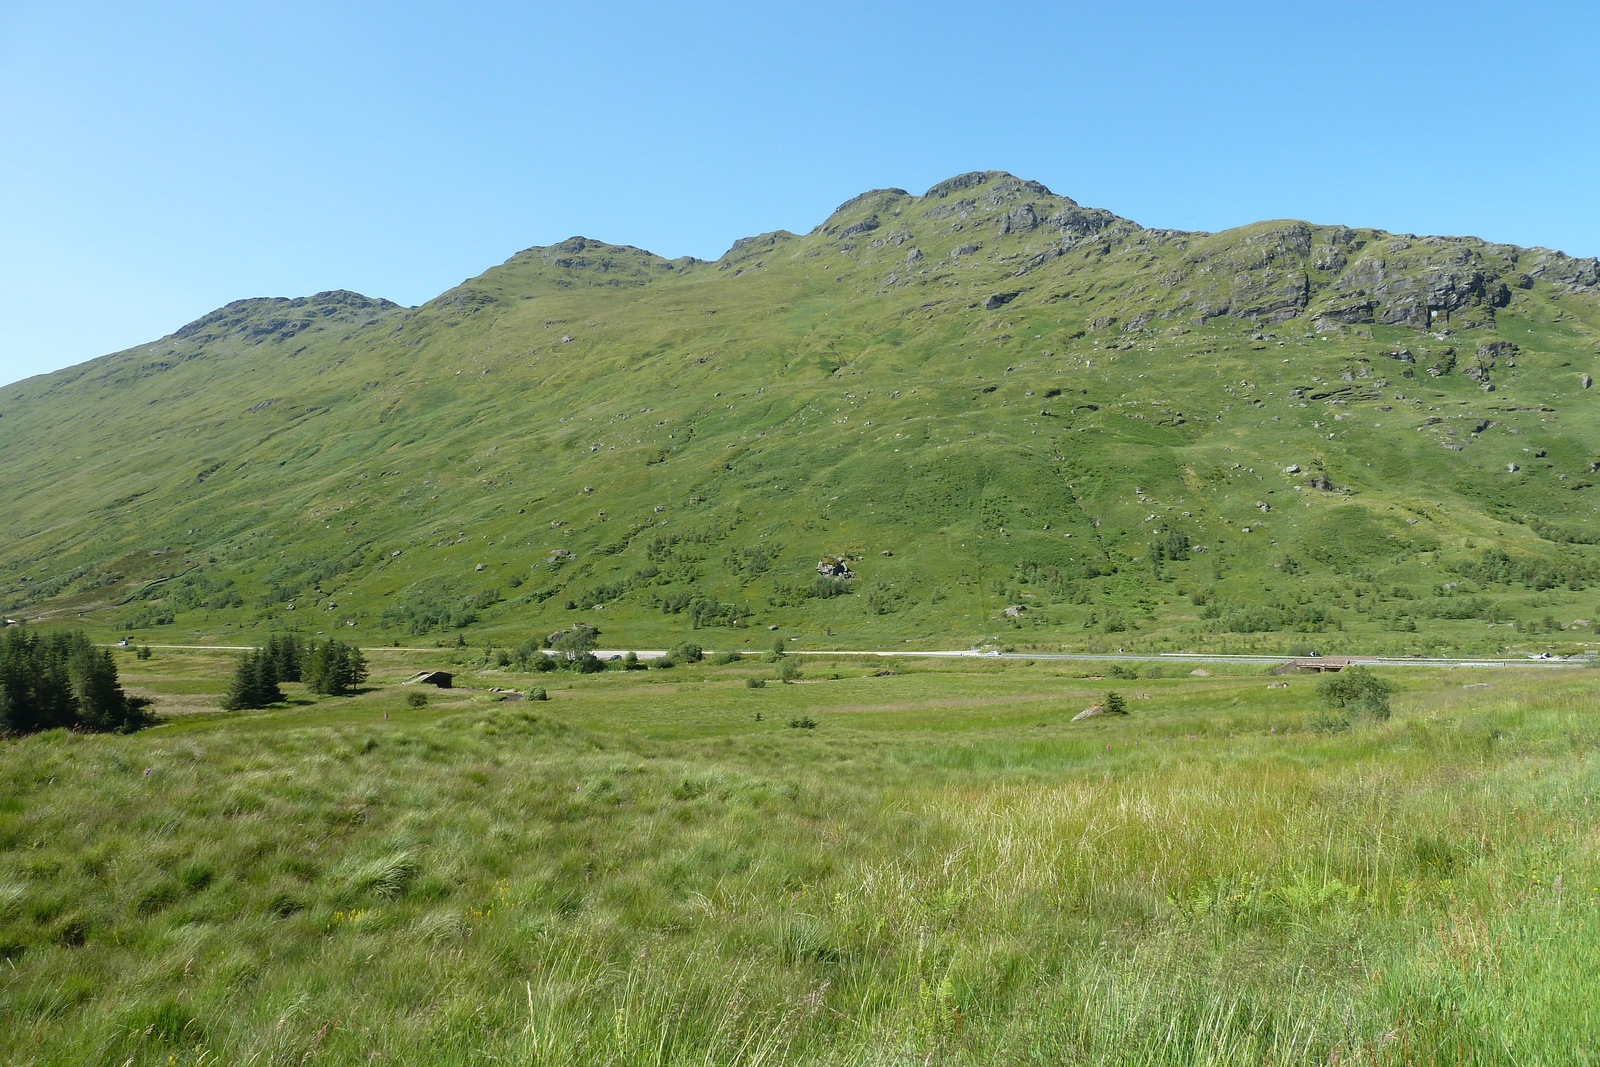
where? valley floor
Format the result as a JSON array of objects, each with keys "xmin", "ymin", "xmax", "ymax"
[{"xmin": 2, "ymin": 652, "xmax": 1598, "ymax": 1065}]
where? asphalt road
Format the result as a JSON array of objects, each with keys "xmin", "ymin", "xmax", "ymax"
[{"xmin": 127, "ymin": 645, "xmax": 1590, "ymax": 669}]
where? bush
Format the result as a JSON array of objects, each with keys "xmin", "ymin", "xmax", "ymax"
[
  {"xmin": 622, "ymin": 651, "xmax": 646, "ymax": 670},
  {"xmin": 405, "ymin": 690, "xmax": 428, "ymax": 709},
  {"xmin": 745, "ymin": 677, "xmax": 766, "ymax": 689},
  {"xmin": 526, "ymin": 686, "xmax": 548, "ymax": 701},
  {"xmin": 671, "ymin": 642, "xmax": 704, "ymax": 664},
  {"xmin": 787, "ymin": 715, "xmax": 818, "ymax": 729},
  {"xmin": 712, "ymin": 650, "xmax": 743, "ymax": 665},
  {"xmin": 1309, "ymin": 709, "xmax": 1352, "ymax": 733},
  {"xmin": 777, "ymin": 658, "xmax": 801, "ymax": 684},
  {"xmin": 1315, "ymin": 666, "xmax": 1392, "ymax": 721},
  {"xmin": 1107, "ymin": 664, "xmax": 1137, "ymax": 680}
]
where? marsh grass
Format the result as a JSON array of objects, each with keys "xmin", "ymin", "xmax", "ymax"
[{"xmin": 1, "ymin": 657, "xmax": 1597, "ymax": 1064}]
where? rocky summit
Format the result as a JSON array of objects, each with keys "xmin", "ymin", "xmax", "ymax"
[{"xmin": 3, "ymin": 171, "xmax": 1599, "ymax": 654}]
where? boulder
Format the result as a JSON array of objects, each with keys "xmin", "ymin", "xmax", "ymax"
[
  {"xmin": 1071, "ymin": 704, "xmax": 1106, "ymax": 722},
  {"xmin": 817, "ymin": 556, "xmax": 856, "ymax": 579}
]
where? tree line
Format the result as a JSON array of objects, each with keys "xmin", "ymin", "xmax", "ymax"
[{"xmin": 0, "ymin": 627, "xmax": 152, "ymax": 734}]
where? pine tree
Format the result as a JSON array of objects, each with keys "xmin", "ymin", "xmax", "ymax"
[
  {"xmin": 264, "ymin": 633, "xmax": 303, "ymax": 682},
  {"xmin": 0, "ymin": 627, "xmax": 150, "ymax": 733},
  {"xmin": 222, "ymin": 648, "xmax": 282, "ymax": 710},
  {"xmin": 1102, "ymin": 690, "xmax": 1128, "ymax": 715},
  {"xmin": 305, "ymin": 639, "xmax": 367, "ymax": 696}
]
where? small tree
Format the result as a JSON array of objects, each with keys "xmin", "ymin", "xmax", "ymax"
[
  {"xmin": 1102, "ymin": 690, "xmax": 1128, "ymax": 716},
  {"xmin": 671, "ymin": 641, "xmax": 704, "ymax": 664},
  {"xmin": 1315, "ymin": 666, "xmax": 1392, "ymax": 721},
  {"xmin": 777, "ymin": 657, "xmax": 801, "ymax": 684}
]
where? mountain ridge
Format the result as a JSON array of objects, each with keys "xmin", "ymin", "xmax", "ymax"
[{"xmin": 4, "ymin": 170, "xmax": 1600, "ymax": 656}]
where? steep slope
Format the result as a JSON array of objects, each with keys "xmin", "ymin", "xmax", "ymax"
[{"xmin": 3, "ymin": 172, "xmax": 1599, "ymax": 655}]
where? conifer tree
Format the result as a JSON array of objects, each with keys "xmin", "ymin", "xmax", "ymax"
[
  {"xmin": 0, "ymin": 627, "xmax": 151, "ymax": 733},
  {"xmin": 305, "ymin": 639, "xmax": 367, "ymax": 695},
  {"xmin": 222, "ymin": 648, "xmax": 282, "ymax": 711}
]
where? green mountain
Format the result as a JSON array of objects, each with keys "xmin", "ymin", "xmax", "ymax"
[{"xmin": 4, "ymin": 171, "xmax": 1600, "ymax": 655}]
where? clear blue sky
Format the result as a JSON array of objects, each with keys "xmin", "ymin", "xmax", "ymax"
[{"xmin": 3, "ymin": 0, "xmax": 1597, "ymax": 387}]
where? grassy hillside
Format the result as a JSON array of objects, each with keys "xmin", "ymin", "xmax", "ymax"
[
  {"xmin": 2, "ymin": 653, "xmax": 1597, "ymax": 1063},
  {"xmin": 4, "ymin": 172, "xmax": 1600, "ymax": 655}
]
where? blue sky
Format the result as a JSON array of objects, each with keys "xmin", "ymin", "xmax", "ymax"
[{"xmin": 2, "ymin": 0, "xmax": 1596, "ymax": 387}]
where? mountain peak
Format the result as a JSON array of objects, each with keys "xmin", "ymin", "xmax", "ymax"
[
  {"xmin": 171, "ymin": 290, "xmax": 402, "ymax": 346},
  {"xmin": 922, "ymin": 170, "xmax": 1054, "ymax": 200}
]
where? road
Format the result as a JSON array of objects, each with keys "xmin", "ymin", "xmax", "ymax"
[{"xmin": 124, "ymin": 645, "xmax": 1590, "ymax": 669}]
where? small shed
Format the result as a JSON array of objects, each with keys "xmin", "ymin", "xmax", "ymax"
[{"xmin": 404, "ymin": 670, "xmax": 454, "ymax": 688}]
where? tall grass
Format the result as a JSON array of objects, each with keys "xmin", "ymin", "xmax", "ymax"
[{"xmin": 1, "ymin": 663, "xmax": 1597, "ymax": 1064}]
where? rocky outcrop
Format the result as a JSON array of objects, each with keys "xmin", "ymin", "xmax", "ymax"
[
  {"xmin": 173, "ymin": 290, "xmax": 404, "ymax": 345},
  {"xmin": 817, "ymin": 556, "xmax": 855, "ymax": 579}
]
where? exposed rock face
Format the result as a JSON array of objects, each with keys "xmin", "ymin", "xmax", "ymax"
[
  {"xmin": 839, "ymin": 216, "xmax": 881, "ymax": 239},
  {"xmin": 545, "ymin": 622, "xmax": 599, "ymax": 646},
  {"xmin": 1465, "ymin": 340, "xmax": 1519, "ymax": 385},
  {"xmin": 724, "ymin": 230, "xmax": 797, "ymax": 258},
  {"xmin": 817, "ymin": 556, "xmax": 855, "ymax": 579}
]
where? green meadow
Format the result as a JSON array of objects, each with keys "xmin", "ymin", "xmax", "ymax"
[{"xmin": 3, "ymin": 649, "xmax": 1597, "ymax": 1064}]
